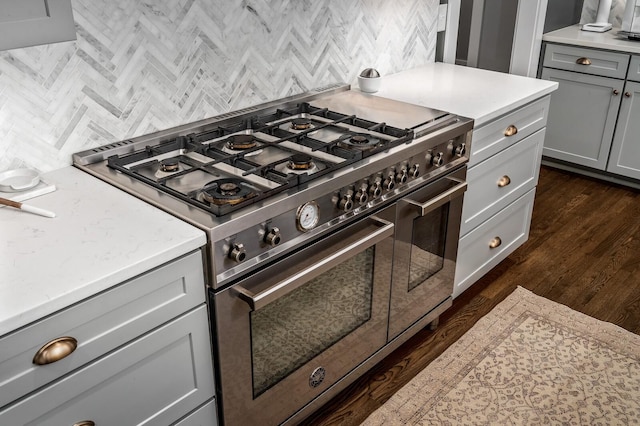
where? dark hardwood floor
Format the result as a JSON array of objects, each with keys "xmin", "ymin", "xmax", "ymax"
[{"xmin": 301, "ymin": 166, "xmax": 640, "ymax": 425}]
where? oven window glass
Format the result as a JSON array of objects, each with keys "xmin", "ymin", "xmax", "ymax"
[
  {"xmin": 250, "ymin": 247, "xmax": 375, "ymax": 397},
  {"xmin": 408, "ymin": 203, "xmax": 449, "ymax": 291}
]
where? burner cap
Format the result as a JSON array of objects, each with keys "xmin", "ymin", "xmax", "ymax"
[
  {"xmin": 201, "ymin": 178, "xmax": 256, "ymax": 205},
  {"xmin": 160, "ymin": 158, "xmax": 180, "ymax": 172},
  {"xmin": 288, "ymin": 154, "xmax": 313, "ymax": 170},
  {"xmin": 291, "ymin": 118, "xmax": 312, "ymax": 131},
  {"xmin": 337, "ymin": 133, "xmax": 381, "ymax": 151},
  {"xmin": 227, "ymin": 134, "xmax": 257, "ymax": 150},
  {"xmin": 350, "ymin": 135, "xmax": 369, "ymax": 144}
]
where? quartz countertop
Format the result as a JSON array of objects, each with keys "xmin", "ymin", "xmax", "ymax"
[
  {"xmin": 372, "ymin": 63, "xmax": 557, "ymax": 128},
  {"xmin": 543, "ymin": 24, "xmax": 640, "ymax": 55},
  {"xmin": 0, "ymin": 166, "xmax": 206, "ymax": 337}
]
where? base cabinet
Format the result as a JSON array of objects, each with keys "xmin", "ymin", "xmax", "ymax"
[
  {"xmin": 606, "ymin": 81, "xmax": 640, "ymax": 179},
  {"xmin": 454, "ymin": 97, "xmax": 549, "ymax": 299},
  {"xmin": 540, "ymin": 42, "xmax": 640, "ymax": 183},
  {"xmin": 540, "ymin": 68, "xmax": 622, "ymax": 169},
  {"xmin": 0, "ymin": 251, "xmax": 217, "ymax": 426},
  {"xmin": 0, "ymin": 307, "xmax": 214, "ymax": 425}
]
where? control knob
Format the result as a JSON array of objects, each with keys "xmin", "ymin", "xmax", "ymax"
[
  {"xmin": 338, "ymin": 192, "xmax": 354, "ymax": 212},
  {"xmin": 426, "ymin": 151, "xmax": 444, "ymax": 167},
  {"xmin": 409, "ymin": 164, "xmax": 420, "ymax": 178},
  {"xmin": 383, "ymin": 172, "xmax": 395, "ymax": 191},
  {"xmin": 453, "ymin": 143, "xmax": 467, "ymax": 157},
  {"xmin": 229, "ymin": 243, "xmax": 246, "ymax": 262},
  {"xmin": 368, "ymin": 180, "xmax": 382, "ymax": 199},
  {"xmin": 264, "ymin": 227, "xmax": 281, "ymax": 247},
  {"xmin": 354, "ymin": 185, "xmax": 369, "ymax": 205},
  {"xmin": 395, "ymin": 168, "xmax": 408, "ymax": 184}
]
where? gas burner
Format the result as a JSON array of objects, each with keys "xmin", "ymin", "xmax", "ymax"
[
  {"xmin": 160, "ymin": 158, "xmax": 180, "ymax": 172},
  {"xmin": 278, "ymin": 154, "xmax": 319, "ymax": 175},
  {"xmin": 221, "ymin": 134, "xmax": 263, "ymax": 157},
  {"xmin": 201, "ymin": 178, "xmax": 257, "ymax": 205},
  {"xmin": 154, "ymin": 157, "xmax": 185, "ymax": 179},
  {"xmin": 288, "ymin": 154, "xmax": 313, "ymax": 170},
  {"xmin": 291, "ymin": 118, "xmax": 313, "ymax": 131},
  {"xmin": 336, "ymin": 133, "xmax": 382, "ymax": 151},
  {"xmin": 227, "ymin": 134, "xmax": 258, "ymax": 150}
]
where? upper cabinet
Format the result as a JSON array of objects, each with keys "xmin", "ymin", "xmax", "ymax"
[{"xmin": 0, "ymin": 0, "xmax": 76, "ymax": 51}]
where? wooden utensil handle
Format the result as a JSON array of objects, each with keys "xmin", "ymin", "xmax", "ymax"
[{"xmin": 0, "ymin": 196, "xmax": 21, "ymax": 209}]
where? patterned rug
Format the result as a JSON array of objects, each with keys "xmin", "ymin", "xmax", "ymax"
[{"xmin": 363, "ymin": 287, "xmax": 640, "ymax": 425}]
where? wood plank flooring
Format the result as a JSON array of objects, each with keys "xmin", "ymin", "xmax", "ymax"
[{"xmin": 301, "ymin": 166, "xmax": 640, "ymax": 426}]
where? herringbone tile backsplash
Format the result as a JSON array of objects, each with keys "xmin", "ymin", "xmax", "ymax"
[{"xmin": 0, "ymin": 0, "xmax": 439, "ymax": 173}]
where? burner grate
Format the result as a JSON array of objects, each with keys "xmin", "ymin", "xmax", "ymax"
[{"xmin": 105, "ymin": 99, "xmax": 415, "ymax": 217}]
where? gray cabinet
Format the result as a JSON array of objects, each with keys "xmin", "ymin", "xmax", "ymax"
[
  {"xmin": 540, "ymin": 43, "xmax": 640, "ymax": 183},
  {"xmin": 0, "ymin": 0, "xmax": 76, "ymax": 51},
  {"xmin": 540, "ymin": 67, "xmax": 623, "ymax": 169},
  {"xmin": 607, "ymin": 81, "xmax": 640, "ymax": 179},
  {"xmin": 0, "ymin": 251, "xmax": 217, "ymax": 425},
  {"xmin": 454, "ymin": 96, "xmax": 550, "ymax": 298}
]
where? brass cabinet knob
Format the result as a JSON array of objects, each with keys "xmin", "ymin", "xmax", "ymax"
[
  {"xmin": 576, "ymin": 57, "xmax": 592, "ymax": 65},
  {"xmin": 504, "ymin": 125, "xmax": 518, "ymax": 137},
  {"xmin": 625, "ymin": 92, "xmax": 632, "ymax": 98},
  {"xmin": 489, "ymin": 237, "xmax": 502, "ymax": 249},
  {"xmin": 613, "ymin": 89, "xmax": 620, "ymax": 95},
  {"xmin": 73, "ymin": 421, "xmax": 95, "ymax": 426},
  {"xmin": 32, "ymin": 336, "xmax": 78, "ymax": 365},
  {"xmin": 497, "ymin": 175, "xmax": 511, "ymax": 187}
]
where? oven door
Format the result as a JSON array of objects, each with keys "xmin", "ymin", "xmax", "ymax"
[
  {"xmin": 212, "ymin": 208, "xmax": 394, "ymax": 426},
  {"xmin": 388, "ymin": 166, "xmax": 467, "ymax": 340}
]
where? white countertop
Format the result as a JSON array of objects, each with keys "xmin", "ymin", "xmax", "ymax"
[
  {"xmin": 373, "ymin": 63, "xmax": 557, "ymax": 127},
  {"xmin": 543, "ymin": 25, "xmax": 640, "ymax": 55},
  {"xmin": 0, "ymin": 166, "xmax": 206, "ymax": 336}
]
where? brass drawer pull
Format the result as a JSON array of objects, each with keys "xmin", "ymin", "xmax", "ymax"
[
  {"xmin": 489, "ymin": 237, "xmax": 502, "ymax": 249},
  {"xmin": 33, "ymin": 336, "xmax": 78, "ymax": 365},
  {"xmin": 504, "ymin": 125, "xmax": 518, "ymax": 137},
  {"xmin": 576, "ymin": 57, "xmax": 592, "ymax": 65},
  {"xmin": 625, "ymin": 92, "xmax": 632, "ymax": 98},
  {"xmin": 497, "ymin": 175, "xmax": 511, "ymax": 187},
  {"xmin": 73, "ymin": 422, "xmax": 95, "ymax": 426},
  {"xmin": 613, "ymin": 89, "xmax": 620, "ymax": 95}
]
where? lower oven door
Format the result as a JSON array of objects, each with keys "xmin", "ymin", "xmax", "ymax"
[
  {"xmin": 388, "ymin": 166, "xmax": 467, "ymax": 340},
  {"xmin": 212, "ymin": 209, "xmax": 394, "ymax": 426}
]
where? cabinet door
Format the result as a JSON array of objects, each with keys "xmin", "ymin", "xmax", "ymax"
[
  {"xmin": 0, "ymin": 0, "xmax": 76, "ymax": 50},
  {"xmin": 607, "ymin": 81, "xmax": 640, "ymax": 179},
  {"xmin": 541, "ymin": 67, "xmax": 623, "ymax": 170},
  {"xmin": 0, "ymin": 306, "xmax": 215, "ymax": 426}
]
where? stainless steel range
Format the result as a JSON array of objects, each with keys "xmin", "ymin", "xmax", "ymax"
[{"xmin": 73, "ymin": 85, "xmax": 473, "ymax": 426}]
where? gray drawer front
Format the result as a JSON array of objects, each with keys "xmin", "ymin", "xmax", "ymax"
[
  {"xmin": 0, "ymin": 250, "xmax": 205, "ymax": 408},
  {"xmin": 628, "ymin": 55, "xmax": 640, "ymax": 82},
  {"xmin": 454, "ymin": 189, "xmax": 535, "ymax": 299},
  {"xmin": 469, "ymin": 97, "xmax": 549, "ymax": 167},
  {"xmin": 543, "ymin": 43, "xmax": 629, "ymax": 79},
  {"xmin": 0, "ymin": 306, "xmax": 215, "ymax": 425},
  {"xmin": 461, "ymin": 129, "xmax": 544, "ymax": 236}
]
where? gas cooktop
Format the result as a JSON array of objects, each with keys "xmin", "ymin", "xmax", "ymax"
[{"xmin": 102, "ymin": 97, "xmax": 421, "ymax": 217}]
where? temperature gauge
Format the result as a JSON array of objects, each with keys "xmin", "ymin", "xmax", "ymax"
[{"xmin": 296, "ymin": 201, "xmax": 320, "ymax": 231}]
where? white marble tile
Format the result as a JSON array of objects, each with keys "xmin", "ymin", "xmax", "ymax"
[{"xmin": 0, "ymin": 0, "xmax": 439, "ymax": 174}]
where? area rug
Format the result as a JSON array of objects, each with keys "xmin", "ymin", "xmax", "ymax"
[{"xmin": 363, "ymin": 287, "xmax": 640, "ymax": 425}]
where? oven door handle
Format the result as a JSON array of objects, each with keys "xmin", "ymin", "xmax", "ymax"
[
  {"xmin": 234, "ymin": 216, "xmax": 394, "ymax": 311},
  {"xmin": 403, "ymin": 177, "xmax": 467, "ymax": 216}
]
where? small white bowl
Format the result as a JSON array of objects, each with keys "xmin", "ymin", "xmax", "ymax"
[{"xmin": 358, "ymin": 75, "xmax": 382, "ymax": 93}]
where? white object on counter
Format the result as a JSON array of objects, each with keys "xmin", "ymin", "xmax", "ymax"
[
  {"xmin": 357, "ymin": 75, "xmax": 382, "ymax": 93},
  {"xmin": 0, "ymin": 197, "xmax": 56, "ymax": 218},
  {"xmin": 0, "ymin": 166, "xmax": 206, "ymax": 336},
  {"xmin": 0, "ymin": 168, "xmax": 41, "ymax": 192}
]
